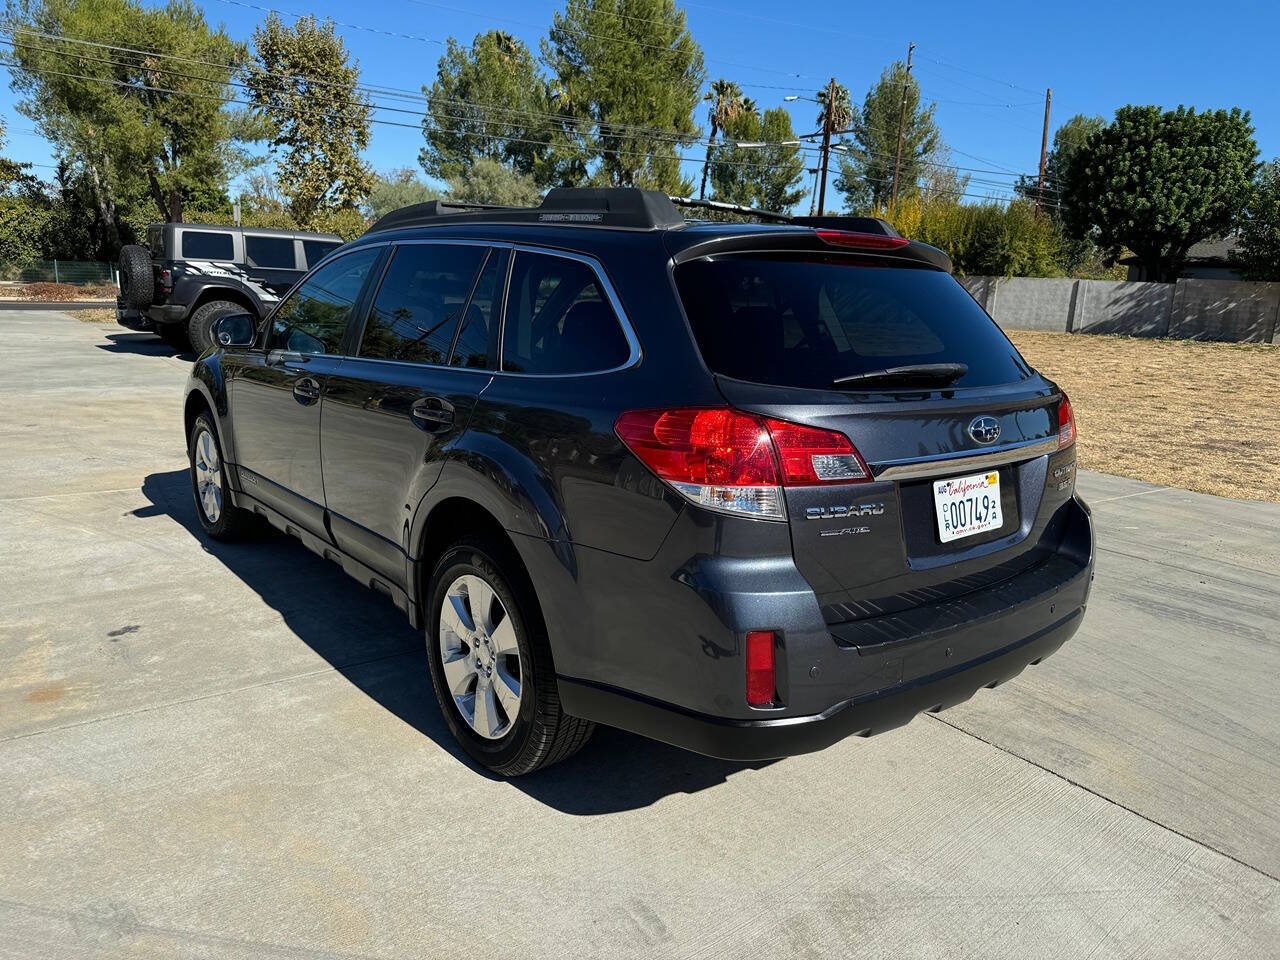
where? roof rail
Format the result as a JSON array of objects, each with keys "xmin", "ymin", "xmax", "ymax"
[
  {"xmin": 666, "ymin": 196, "xmax": 792, "ymax": 223},
  {"xmin": 666, "ymin": 195, "xmax": 899, "ymax": 236},
  {"xmin": 365, "ymin": 187, "xmax": 684, "ymax": 234}
]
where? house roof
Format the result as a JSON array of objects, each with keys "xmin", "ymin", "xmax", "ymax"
[{"xmin": 1119, "ymin": 235, "xmax": 1239, "ymax": 266}]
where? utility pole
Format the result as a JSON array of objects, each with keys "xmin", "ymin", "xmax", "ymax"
[
  {"xmin": 1036, "ymin": 87, "xmax": 1053, "ymax": 213},
  {"xmin": 891, "ymin": 41, "xmax": 916, "ymax": 208},
  {"xmin": 817, "ymin": 77, "xmax": 836, "ymax": 216}
]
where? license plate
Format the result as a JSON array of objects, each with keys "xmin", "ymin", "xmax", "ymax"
[{"xmin": 933, "ymin": 471, "xmax": 1003, "ymax": 543}]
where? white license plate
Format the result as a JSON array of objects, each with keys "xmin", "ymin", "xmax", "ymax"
[{"xmin": 933, "ymin": 471, "xmax": 1003, "ymax": 543}]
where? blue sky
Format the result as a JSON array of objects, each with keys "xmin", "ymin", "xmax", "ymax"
[{"xmin": 3, "ymin": 0, "xmax": 1277, "ymax": 205}]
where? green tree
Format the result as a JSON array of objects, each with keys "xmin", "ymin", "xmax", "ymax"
[
  {"xmin": 885, "ymin": 194, "xmax": 1061, "ymax": 277},
  {"xmin": 368, "ymin": 167, "xmax": 442, "ymax": 220},
  {"xmin": 446, "ymin": 156, "xmax": 541, "ymax": 206},
  {"xmin": 1233, "ymin": 160, "xmax": 1280, "ymax": 281},
  {"xmin": 835, "ymin": 61, "xmax": 939, "ymax": 211},
  {"xmin": 1064, "ymin": 105, "xmax": 1257, "ymax": 281},
  {"xmin": 699, "ymin": 78, "xmax": 743, "ymax": 200},
  {"xmin": 1016, "ymin": 113, "xmax": 1103, "ymax": 207},
  {"xmin": 4, "ymin": 0, "xmax": 244, "ymax": 238},
  {"xmin": 245, "ymin": 13, "xmax": 375, "ymax": 227},
  {"xmin": 543, "ymin": 0, "xmax": 705, "ymax": 193},
  {"xmin": 420, "ymin": 30, "xmax": 556, "ymax": 185},
  {"xmin": 710, "ymin": 106, "xmax": 805, "ymax": 213}
]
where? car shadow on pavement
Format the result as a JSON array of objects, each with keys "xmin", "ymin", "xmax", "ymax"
[
  {"xmin": 141, "ymin": 469, "xmax": 774, "ymax": 815},
  {"xmin": 97, "ymin": 331, "xmax": 195, "ymax": 360}
]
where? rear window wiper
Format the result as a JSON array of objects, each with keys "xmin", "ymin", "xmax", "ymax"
[{"xmin": 832, "ymin": 362, "xmax": 968, "ymax": 388}]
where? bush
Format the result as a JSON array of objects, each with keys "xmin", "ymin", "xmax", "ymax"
[
  {"xmin": 882, "ymin": 195, "xmax": 1063, "ymax": 277},
  {"xmin": 0, "ymin": 195, "xmax": 52, "ymax": 267}
]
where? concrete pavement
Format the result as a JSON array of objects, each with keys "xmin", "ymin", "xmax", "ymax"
[{"xmin": 2, "ymin": 311, "xmax": 1278, "ymax": 958}]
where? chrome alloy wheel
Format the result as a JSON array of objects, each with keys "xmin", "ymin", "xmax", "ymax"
[
  {"xmin": 193, "ymin": 427, "xmax": 223, "ymax": 524},
  {"xmin": 438, "ymin": 574, "xmax": 523, "ymax": 740}
]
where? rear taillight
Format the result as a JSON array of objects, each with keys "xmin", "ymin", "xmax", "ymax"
[
  {"xmin": 614, "ymin": 407, "xmax": 869, "ymax": 520},
  {"xmin": 158, "ymin": 268, "xmax": 172, "ymax": 293},
  {"xmin": 745, "ymin": 630, "xmax": 776, "ymax": 706},
  {"xmin": 815, "ymin": 228, "xmax": 910, "ymax": 250},
  {"xmin": 1058, "ymin": 393, "xmax": 1076, "ymax": 450}
]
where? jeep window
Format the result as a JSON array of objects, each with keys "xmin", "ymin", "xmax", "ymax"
[
  {"xmin": 245, "ymin": 234, "xmax": 297, "ymax": 270},
  {"xmin": 674, "ymin": 254, "xmax": 1032, "ymax": 390},
  {"xmin": 501, "ymin": 252, "xmax": 629, "ymax": 375},
  {"xmin": 451, "ymin": 249, "xmax": 507, "ymax": 369},
  {"xmin": 266, "ymin": 247, "xmax": 380, "ymax": 355},
  {"xmin": 180, "ymin": 230, "xmax": 234, "ymax": 261},
  {"xmin": 358, "ymin": 244, "xmax": 486, "ymax": 365},
  {"xmin": 303, "ymin": 239, "xmax": 342, "ymax": 267}
]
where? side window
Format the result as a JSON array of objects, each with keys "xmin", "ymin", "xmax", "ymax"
[
  {"xmin": 501, "ymin": 252, "xmax": 629, "ymax": 375},
  {"xmin": 245, "ymin": 234, "xmax": 297, "ymax": 270},
  {"xmin": 181, "ymin": 230, "xmax": 234, "ymax": 261},
  {"xmin": 358, "ymin": 244, "xmax": 486, "ymax": 365},
  {"xmin": 450, "ymin": 249, "xmax": 507, "ymax": 369},
  {"xmin": 266, "ymin": 247, "xmax": 381, "ymax": 355},
  {"xmin": 303, "ymin": 239, "xmax": 342, "ymax": 267}
]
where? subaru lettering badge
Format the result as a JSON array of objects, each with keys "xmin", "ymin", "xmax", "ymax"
[{"xmin": 968, "ymin": 416, "xmax": 1001, "ymax": 445}]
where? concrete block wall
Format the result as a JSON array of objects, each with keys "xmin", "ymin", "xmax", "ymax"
[{"xmin": 959, "ymin": 275, "xmax": 1280, "ymax": 343}]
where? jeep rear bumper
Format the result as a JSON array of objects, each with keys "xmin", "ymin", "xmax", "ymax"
[{"xmin": 146, "ymin": 303, "xmax": 188, "ymax": 325}]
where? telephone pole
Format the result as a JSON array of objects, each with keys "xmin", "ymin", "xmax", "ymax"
[
  {"xmin": 1036, "ymin": 87, "xmax": 1053, "ymax": 213},
  {"xmin": 817, "ymin": 77, "xmax": 836, "ymax": 216},
  {"xmin": 891, "ymin": 41, "xmax": 915, "ymax": 208}
]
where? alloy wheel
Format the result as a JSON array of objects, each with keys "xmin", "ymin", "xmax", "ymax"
[
  {"xmin": 438, "ymin": 574, "xmax": 523, "ymax": 740},
  {"xmin": 193, "ymin": 428, "xmax": 223, "ymax": 524}
]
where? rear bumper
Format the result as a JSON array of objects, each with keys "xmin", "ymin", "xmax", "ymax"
[{"xmin": 146, "ymin": 303, "xmax": 188, "ymax": 325}]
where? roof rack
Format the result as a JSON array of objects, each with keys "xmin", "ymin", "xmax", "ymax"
[{"xmin": 366, "ymin": 188, "xmax": 685, "ymax": 234}]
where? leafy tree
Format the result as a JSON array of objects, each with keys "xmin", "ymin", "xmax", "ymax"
[
  {"xmin": 544, "ymin": 0, "xmax": 705, "ymax": 193},
  {"xmin": 368, "ymin": 167, "xmax": 442, "ymax": 220},
  {"xmin": 1233, "ymin": 160, "xmax": 1280, "ymax": 281},
  {"xmin": 885, "ymin": 194, "xmax": 1061, "ymax": 277},
  {"xmin": 1063, "ymin": 105, "xmax": 1258, "ymax": 281},
  {"xmin": 835, "ymin": 61, "xmax": 939, "ymax": 212},
  {"xmin": 245, "ymin": 13, "xmax": 375, "ymax": 227},
  {"xmin": 699, "ymin": 78, "xmax": 743, "ymax": 200},
  {"xmin": 918, "ymin": 146, "xmax": 969, "ymax": 204},
  {"xmin": 710, "ymin": 106, "xmax": 805, "ymax": 213},
  {"xmin": 446, "ymin": 156, "xmax": 541, "ymax": 206},
  {"xmin": 1016, "ymin": 113, "xmax": 1103, "ymax": 207},
  {"xmin": 4, "ymin": 0, "xmax": 245, "ymax": 238},
  {"xmin": 420, "ymin": 31, "xmax": 556, "ymax": 186}
]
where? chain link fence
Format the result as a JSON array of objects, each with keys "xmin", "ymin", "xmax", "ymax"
[{"xmin": 0, "ymin": 260, "xmax": 118, "ymax": 285}]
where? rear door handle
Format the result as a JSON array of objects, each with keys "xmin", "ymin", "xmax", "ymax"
[
  {"xmin": 411, "ymin": 396, "xmax": 454, "ymax": 428},
  {"xmin": 293, "ymin": 376, "xmax": 321, "ymax": 402}
]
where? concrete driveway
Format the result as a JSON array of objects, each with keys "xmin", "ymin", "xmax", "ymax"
[{"xmin": 2, "ymin": 311, "xmax": 1277, "ymax": 959}]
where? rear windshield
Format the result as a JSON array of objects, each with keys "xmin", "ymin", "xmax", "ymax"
[{"xmin": 675, "ymin": 254, "xmax": 1031, "ymax": 390}]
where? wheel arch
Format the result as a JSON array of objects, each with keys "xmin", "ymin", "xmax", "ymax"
[
  {"xmin": 188, "ymin": 283, "xmax": 261, "ymax": 319},
  {"xmin": 183, "ymin": 367, "xmax": 235, "ymax": 480}
]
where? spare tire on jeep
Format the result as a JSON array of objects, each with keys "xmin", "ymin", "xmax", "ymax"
[{"xmin": 118, "ymin": 245, "xmax": 153, "ymax": 310}]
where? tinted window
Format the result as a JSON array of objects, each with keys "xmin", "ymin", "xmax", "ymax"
[
  {"xmin": 358, "ymin": 244, "xmax": 486, "ymax": 364},
  {"xmin": 266, "ymin": 247, "xmax": 380, "ymax": 355},
  {"xmin": 501, "ymin": 252, "xmax": 629, "ymax": 375},
  {"xmin": 451, "ymin": 250, "xmax": 507, "ymax": 369},
  {"xmin": 303, "ymin": 239, "xmax": 342, "ymax": 267},
  {"xmin": 181, "ymin": 230, "xmax": 234, "ymax": 261},
  {"xmin": 674, "ymin": 255, "xmax": 1032, "ymax": 389},
  {"xmin": 245, "ymin": 234, "xmax": 297, "ymax": 269}
]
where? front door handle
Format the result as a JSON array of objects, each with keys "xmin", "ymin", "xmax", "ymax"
[
  {"xmin": 411, "ymin": 396, "xmax": 454, "ymax": 428},
  {"xmin": 293, "ymin": 376, "xmax": 321, "ymax": 403}
]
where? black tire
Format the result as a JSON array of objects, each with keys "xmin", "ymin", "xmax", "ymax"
[
  {"xmin": 157, "ymin": 324, "xmax": 190, "ymax": 350},
  {"xmin": 425, "ymin": 537, "xmax": 594, "ymax": 776},
  {"xmin": 118, "ymin": 244, "xmax": 153, "ymax": 310},
  {"xmin": 188, "ymin": 411, "xmax": 253, "ymax": 541},
  {"xmin": 187, "ymin": 299, "xmax": 245, "ymax": 355}
]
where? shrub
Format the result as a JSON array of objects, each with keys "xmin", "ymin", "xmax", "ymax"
[{"xmin": 882, "ymin": 195, "xmax": 1063, "ymax": 277}]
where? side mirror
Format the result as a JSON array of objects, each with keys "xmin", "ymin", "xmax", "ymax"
[{"xmin": 215, "ymin": 312, "xmax": 256, "ymax": 348}]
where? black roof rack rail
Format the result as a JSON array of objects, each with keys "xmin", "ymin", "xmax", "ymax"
[{"xmin": 366, "ymin": 187, "xmax": 685, "ymax": 234}]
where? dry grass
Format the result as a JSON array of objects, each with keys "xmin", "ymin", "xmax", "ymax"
[
  {"xmin": 66, "ymin": 308, "xmax": 118, "ymax": 324},
  {"xmin": 1008, "ymin": 331, "xmax": 1280, "ymax": 503},
  {"xmin": 8, "ymin": 282, "xmax": 118, "ymax": 301}
]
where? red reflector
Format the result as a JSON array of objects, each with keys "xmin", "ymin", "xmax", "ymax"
[
  {"xmin": 816, "ymin": 228, "xmax": 910, "ymax": 250},
  {"xmin": 764, "ymin": 417, "xmax": 870, "ymax": 485},
  {"xmin": 1058, "ymin": 393, "xmax": 1076, "ymax": 450},
  {"xmin": 615, "ymin": 408, "xmax": 778, "ymax": 486},
  {"xmin": 745, "ymin": 630, "xmax": 775, "ymax": 706}
]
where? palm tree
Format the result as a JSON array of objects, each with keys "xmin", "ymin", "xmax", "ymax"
[
  {"xmin": 815, "ymin": 83, "xmax": 852, "ymax": 136},
  {"xmin": 699, "ymin": 79, "xmax": 744, "ymax": 199}
]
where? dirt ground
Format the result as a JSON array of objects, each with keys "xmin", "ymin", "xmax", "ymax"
[
  {"xmin": 65, "ymin": 308, "xmax": 117, "ymax": 323},
  {"xmin": 1009, "ymin": 331, "xmax": 1280, "ymax": 503}
]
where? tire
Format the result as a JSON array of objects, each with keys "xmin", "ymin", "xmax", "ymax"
[
  {"xmin": 188, "ymin": 411, "xmax": 253, "ymax": 541},
  {"xmin": 426, "ymin": 537, "xmax": 594, "ymax": 776},
  {"xmin": 158, "ymin": 324, "xmax": 190, "ymax": 350},
  {"xmin": 118, "ymin": 244, "xmax": 153, "ymax": 310},
  {"xmin": 187, "ymin": 299, "xmax": 245, "ymax": 356}
]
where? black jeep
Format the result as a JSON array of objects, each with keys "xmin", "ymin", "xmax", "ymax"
[{"xmin": 117, "ymin": 223, "xmax": 343, "ymax": 353}]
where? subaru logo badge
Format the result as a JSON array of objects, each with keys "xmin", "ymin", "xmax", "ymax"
[{"xmin": 968, "ymin": 416, "xmax": 1001, "ymax": 445}]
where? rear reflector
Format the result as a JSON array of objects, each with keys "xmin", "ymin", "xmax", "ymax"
[
  {"xmin": 816, "ymin": 228, "xmax": 910, "ymax": 250},
  {"xmin": 745, "ymin": 630, "xmax": 776, "ymax": 706},
  {"xmin": 1058, "ymin": 393, "xmax": 1076, "ymax": 449},
  {"xmin": 615, "ymin": 407, "xmax": 870, "ymax": 520}
]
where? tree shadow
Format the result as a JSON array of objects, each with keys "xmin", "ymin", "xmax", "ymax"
[
  {"xmin": 140, "ymin": 468, "xmax": 774, "ymax": 815},
  {"xmin": 97, "ymin": 332, "xmax": 195, "ymax": 360}
]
